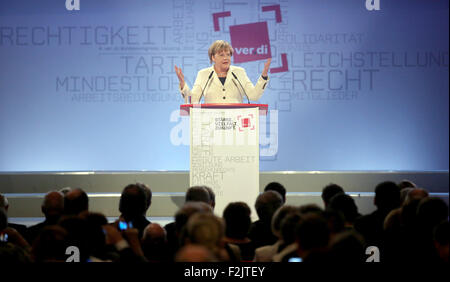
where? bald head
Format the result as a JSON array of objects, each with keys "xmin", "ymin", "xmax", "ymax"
[
  {"xmin": 405, "ymin": 188, "xmax": 429, "ymax": 204},
  {"xmin": 64, "ymin": 188, "xmax": 89, "ymax": 215},
  {"xmin": 42, "ymin": 191, "xmax": 64, "ymax": 218},
  {"xmin": 175, "ymin": 244, "xmax": 216, "ymax": 262},
  {"xmin": 66, "ymin": 188, "xmax": 83, "ymax": 201},
  {"xmin": 143, "ymin": 223, "xmax": 167, "ymax": 242}
]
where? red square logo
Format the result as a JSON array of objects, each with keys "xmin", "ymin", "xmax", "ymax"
[{"xmin": 242, "ymin": 118, "xmax": 250, "ymax": 128}]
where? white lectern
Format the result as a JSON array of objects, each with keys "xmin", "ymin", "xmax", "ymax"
[{"xmin": 180, "ymin": 103, "xmax": 268, "ymax": 219}]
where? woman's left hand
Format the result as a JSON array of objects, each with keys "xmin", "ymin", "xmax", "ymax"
[{"xmin": 262, "ymin": 58, "xmax": 272, "ymax": 77}]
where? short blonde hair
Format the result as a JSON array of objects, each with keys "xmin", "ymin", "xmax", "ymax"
[
  {"xmin": 208, "ymin": 40, "xmax": 233, "ymax": 64},
  {"xmin": 187, "ymin": 213, "xmax": 225, "ymax": 251}
]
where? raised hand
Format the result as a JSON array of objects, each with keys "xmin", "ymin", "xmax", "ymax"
[
  {"xmin": 103, "ymin": 224, "xmax": 124, "ymax": 245},
  {"xmin": 2, "ymin": 227, "xmax": 30, "ymax": 250},
  {"xmin": 262, "ymin": 58, "xmax": 272, "ymax": 77},
  {"xmin": 174, "ymin": 65, "xmax": 185, "ymax": 89}
]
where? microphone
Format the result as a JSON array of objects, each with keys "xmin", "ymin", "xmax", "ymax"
[
  {"xmin": 232, "ymin": 72, "xmax": 250, "ymax": 104},
  {"xmin": 199, "ymin": 71, "xmax": 214, "ymax": 103}
]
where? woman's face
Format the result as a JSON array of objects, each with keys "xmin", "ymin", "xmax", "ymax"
[{"xmin": 212, "ymin": 49, "xmax": 231, "ymax": 70}]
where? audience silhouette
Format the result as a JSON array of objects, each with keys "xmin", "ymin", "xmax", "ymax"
[{"xmin": 0, "ymin": 179, "xmax": 448, "ymax": 263}]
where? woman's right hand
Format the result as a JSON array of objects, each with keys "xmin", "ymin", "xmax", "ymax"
[{"xmin": 174, "ymin": 65, "xmax": 185, "ymax": 89}]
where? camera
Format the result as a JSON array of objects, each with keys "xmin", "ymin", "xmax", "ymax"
[
  {"xmin": 118, "ymin": 221, "xmax": 133, "ymax": 231},
  {"xmin": 0, "ymin": 233, "xmax": 8, "ymax": 242},
  {"xmin": 288, "ymin": 257, "xmax": 302, "ymax": 262}
]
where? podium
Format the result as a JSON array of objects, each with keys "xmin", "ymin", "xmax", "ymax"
[{"xmin": 180, "ymin": 103, "xmax": 268, "ymax": 220}]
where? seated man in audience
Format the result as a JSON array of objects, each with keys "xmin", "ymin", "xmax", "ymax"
[
  {"xmin": 274, "ymin": 204, "xmax": 326, "ymax": 262},
  {"xmin": 321, "ymin": 183, "xmax": 344, "ymax": 209},
  {"xmin": 414, "ymin": 197, "xmax": 449, "ymax": 262},
  {"xmin": 223, "ymin": 202, "xmax": 255, "ymax": 261},
  {"xmin": 185, "ymin": 212, "xmax": 240, "ymax": 262},
  {"xmin": 185, "ymin": 186, "xmax": 211, "ymax": 204},
  {"xmin": 294, "ymin": 213, "xmax": 331, "ymax": 263},
  {"xmin": 141, "ymin": 223, "xmax": 170, "ymax": 262},
  {"xmin": 0, "ymin": 193, "xmax": 27, "ymax": 238},
  {"xmin": 328, "ymin": 193, "xmax": 361, "ymax": 230},
  {"xmin": 26, "ymin": 191, "xmax": 64, "ymax": 245},
  {"xmin": 249, "ymin": 191, "xmax": 283, "ymax": 249},
  {"xmin": 383, "ymin": 188, "xmax": 429, "ymax": 262},
  {"xmin": 264, "ymin": 182, "xmax": 287, "ymax": 204},
  {"xmin": 354, "ymin": 181, "xmax": 400, "ymax": 252},
  {"xmin": 117, "ymin": 183, "xmax": 152, "ymax": 239},
  {"xmin": 254, "ymin": 205, "xmax": 298, "ymax": 262},
  {"xmin": 167, "ymin": 201, "xmax": 212, "ymax": 261},
  {"xmin": 273, "ymin": 211, "xmax": 303, "ymax": 262},
  {"xmin": 328, "ymin": 230, "xmax": 366, "ymax": 263},
  {"xmin": 165, "ymin": 185, "xmax": 213, "ymax": 258},
  {"xmin": 384, "ymin": 188, "xmax": 429, "ymax": 232}
]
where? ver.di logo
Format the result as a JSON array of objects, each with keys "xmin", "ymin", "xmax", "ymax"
[{"xmin": 213, "ymin": 5, "xmax": 288, "ymax": 73}]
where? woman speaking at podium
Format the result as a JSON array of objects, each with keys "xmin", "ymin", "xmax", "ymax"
[{"xmin": 175, "ymin": 40, "xmax": 271, "ymax": 104}]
